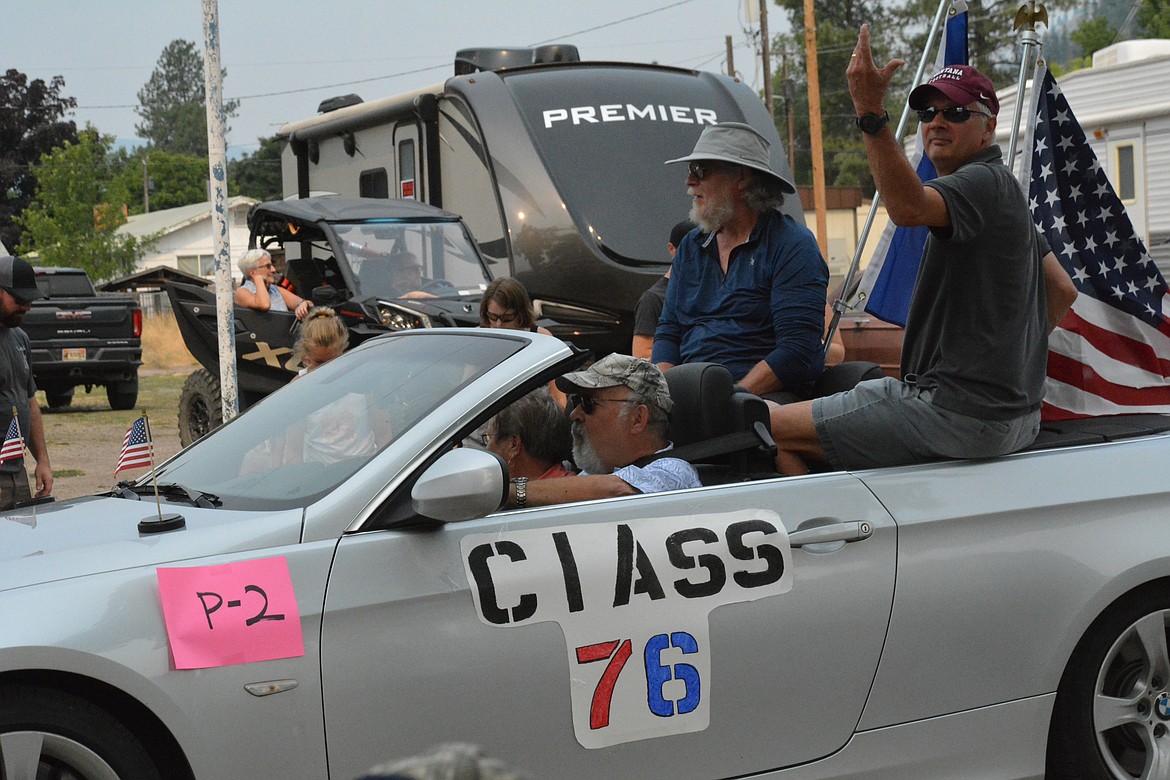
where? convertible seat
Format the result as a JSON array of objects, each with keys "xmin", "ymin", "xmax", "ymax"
[
  {"xmin": 661, "ymin": 362, "xmax": 777, "ymax": 481},
  {"xmin": 1025, "ymin": 413, "xmax": 1170, "ymax": 451}
]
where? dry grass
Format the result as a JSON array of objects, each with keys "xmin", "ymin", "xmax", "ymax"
[{"xmin": 141, "ymin": 313, "xmax": 197, "ymax": 370}]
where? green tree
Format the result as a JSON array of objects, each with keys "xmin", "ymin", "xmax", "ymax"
[
  {"xmin": 0, "ymin": 69, "xmax": 78, "ymax": 251},
  {"xmin": 110, "ymin": 148, "xmax": 208, "ymax": 214},
  {"xmin": 16, "ymin": 127, "xmax": 153, "ymax": 282},
  {"xmin": 135, "ymin": 39, "xmax": 239, "ymax": 156},
  {"xmin": 1137, "ymin": 0, "xmax": 1170, "ymax": 37},
  {"xmin": 229, "ymin": 135, "xmax": 284, "ymax": 202}
]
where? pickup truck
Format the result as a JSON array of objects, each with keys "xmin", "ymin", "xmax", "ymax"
[{"xmin": 22, "ymin": 267, "xmax": 143, "ymax": 410}]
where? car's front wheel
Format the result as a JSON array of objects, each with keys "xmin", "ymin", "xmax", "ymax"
[
  {"xmin": 0, "ymin": 685, "xmax": 161, "ymax": 779},
  {"xmin": 1048, "ymin": 586, "xmax": 1170, "ymax": 778}
]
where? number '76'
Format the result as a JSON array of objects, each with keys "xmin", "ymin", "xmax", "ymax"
[{"xmin": 575, "ymin": 632, "xmax": 701, "ymax": 730}]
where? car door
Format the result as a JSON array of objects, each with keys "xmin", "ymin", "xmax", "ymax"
[{"xmin": 319, "ymin": 471, "xmax": 896, "ymax": 779}]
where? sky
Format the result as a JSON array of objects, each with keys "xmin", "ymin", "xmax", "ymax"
[{"xmin": 8, "ymin": 0, "xmax": 790, "ymax": 158}]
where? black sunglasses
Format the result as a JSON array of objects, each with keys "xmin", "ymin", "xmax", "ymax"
[
  {"xmin": 688, "ymin": 161, "xmax": 725, "ymax": 182},
  {"xmin": 916, "ymin": 106, "xmax": 993, "ymax": 124},
  {"xmin": 567, "ymin": 393, "xmax": 628, "ymax": 415}
]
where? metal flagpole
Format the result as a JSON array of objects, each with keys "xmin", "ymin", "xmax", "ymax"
[
  {"xmin": 825, "ymin": 0, "xmax": 953, "ymax": 351},
  {"xmin": 1008, "ymin": 2, "xmax": 1050, "ymax": 183}
]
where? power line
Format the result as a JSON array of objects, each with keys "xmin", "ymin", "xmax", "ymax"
[{"xmin": 527, "ymin": 0, "xmax": 702, "ymax": 46}]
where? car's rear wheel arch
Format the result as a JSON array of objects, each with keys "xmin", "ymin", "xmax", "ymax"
[
  {"xmin": 0, "ymin": 669, "xmax": 193, "ymax": 780},
  {"xmin": 1047, "ymin": 577, "xmax": 1170, "ymax": 779}
]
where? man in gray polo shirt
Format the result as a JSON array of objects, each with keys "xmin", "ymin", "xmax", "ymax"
[{"xmin": 771, "ymin": 26, "xmax": 1049, "ymax": 474}]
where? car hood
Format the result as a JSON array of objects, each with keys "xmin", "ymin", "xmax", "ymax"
[{"xmin": 0, "ymin": 495, "xmax": 304, "ymax": 592}]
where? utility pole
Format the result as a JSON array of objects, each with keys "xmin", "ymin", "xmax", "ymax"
[
  {"xmin": 803, "ymin": 0, "xmax": 828, "ymax": 258},
  {"xmin": 760, "ymin": 0, "xmax": 773, "ymax": 114},
  {"xmin": 202, "ymin": 0, "xmax": 238, "ymax": 422},
  {"xmin": 782, "ymin": 51, "xmax": 796, "ymax": 176},
  {"xmin": 142, "ymin": 155, "xmax": 150, "ymax": 214},
  {"xmin": 726, "ymin": 35, "xmax": 735, "ymax": 77}
]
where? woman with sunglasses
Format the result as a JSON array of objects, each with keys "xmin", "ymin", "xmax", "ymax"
[
  {"xmin": 234, "ymin": 248, "xmax": 312, "ymax": 320},
  {"xmin": 480, "ymin": 277, "xmax": 567, "ymax": 405}
]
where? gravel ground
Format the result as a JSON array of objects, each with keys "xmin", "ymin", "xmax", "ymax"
[{"xmin": 29, "ymin": 368, "xmax": 194, "ymax": 502}]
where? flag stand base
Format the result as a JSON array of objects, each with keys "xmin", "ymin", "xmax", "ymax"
[{"xmin": 138, "ymin": 513, "xmax": 186, "ymax": 534}]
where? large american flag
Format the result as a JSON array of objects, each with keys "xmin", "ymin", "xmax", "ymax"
[
  {"xmin": 0, "ymin": 415, "xmax": 23, "ymax": 464},
  {"xmin": 1029, "ymin": 68, "xmax": 1170, "ymax": 419},
  {"xmin": 115, "ymin": 416, "xmax": 154, "ymax": 475}
]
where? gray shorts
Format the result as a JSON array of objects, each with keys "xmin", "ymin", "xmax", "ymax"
[{"xmin": 811, "ymin": 377, "xmax": 1041, "ymax": 470}]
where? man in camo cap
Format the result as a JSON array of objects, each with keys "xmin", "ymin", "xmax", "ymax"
[{"xmin": 503, "ymin": 354, "xmax": 699, "ymax": 509}]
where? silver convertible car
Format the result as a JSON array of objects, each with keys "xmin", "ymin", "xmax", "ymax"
[{"xmin": 4, "ymin": 328, "xmax": 1170, "ymax": 779}]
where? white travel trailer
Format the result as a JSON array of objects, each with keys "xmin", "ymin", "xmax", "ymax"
[{"xmin": 997, "ymin": 39, "xmax": 1170, "ymax": 277}]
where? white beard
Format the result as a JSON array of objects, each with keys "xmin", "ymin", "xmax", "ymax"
[
  {"xmin": 571, "ymin": 422, "xmax": 609, "ymax": 474},
  {"xmin": 689, "ymin": 190, "xmax": 734, "ymax": 234}
]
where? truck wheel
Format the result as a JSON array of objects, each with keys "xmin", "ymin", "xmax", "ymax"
[
  {"xmin": 106, "ymin": 375, "xmax": 139, "ymax": 411},
  {"xmin": 46, "ymin": 388, "xmax": 75, "ymax": 409},
  {"xmin": 178, "ymin": 369, "xmax": 222, "ymax": 447},
  {"xmin": 0, "ymin": 684, "xmax": 162, "ymax": 779}
]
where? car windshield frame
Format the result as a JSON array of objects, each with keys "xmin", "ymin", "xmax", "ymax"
[{"xmin": 148, "ymin": 331, "xmax": 525, "ymax": 511}]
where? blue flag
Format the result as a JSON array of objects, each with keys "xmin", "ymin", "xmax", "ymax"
[{"xmin": 858, "ymin": 4, "xmax": 968, "ymax": 326}]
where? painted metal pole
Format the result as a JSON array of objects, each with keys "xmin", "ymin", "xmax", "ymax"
[
  {"xmin": 825, "ymin": 0, "xmax": 952, "ymax": 350},
  {"xmin": 201, "ymin": 0, "xmax": 238, "ymax": 422}
]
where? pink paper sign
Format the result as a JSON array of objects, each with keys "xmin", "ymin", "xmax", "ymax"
[{"xmin": 156, "ymin": 556, "xmax": 305, "ymax": 670}]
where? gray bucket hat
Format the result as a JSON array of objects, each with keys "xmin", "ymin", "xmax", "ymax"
[
  {"xmin": 665, "ymin": 121, "xmax": 796, "ymax": 194},
  {"xmin": 556, "ymin": 354, "xmax": 673, "ymax": 414}
]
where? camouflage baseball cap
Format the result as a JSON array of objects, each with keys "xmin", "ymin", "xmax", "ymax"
[{"xmin": 556, "ymin": 354, "xmax": 673, "ymax": 414}]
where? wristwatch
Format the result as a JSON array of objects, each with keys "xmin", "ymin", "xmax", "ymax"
[
  {"xmin": 511, "ymin": 476, "xmax": 528, "ymax": 508},
  {"xmin": 855, "ymin": 111, "xmax": 890, "ymax": 136}
]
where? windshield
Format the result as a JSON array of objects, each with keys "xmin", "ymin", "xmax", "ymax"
[
  {"xmin": 334, "ymin": 221, "xmax": 491, "ymax": 300},
  {"xmin": 153, "ymin": 332, "xmax": 523, "ymax": 510}
]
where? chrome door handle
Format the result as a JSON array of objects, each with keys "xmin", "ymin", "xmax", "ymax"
[{"xmin": 789, "ymin": 521, "xmax": 873, "ymax": 548}]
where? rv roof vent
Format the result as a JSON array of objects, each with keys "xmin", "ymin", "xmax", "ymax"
[
  {"xmin": 317, "ymin": 94, "xmax": 364, "ymax": 114},
  {"xmin": 1092, "ymin": 39, "xmax": 1170, "ymax": 68},
  {"xmin": 454, "ymin": 45, "xmax": 581, "ymax": 76}
]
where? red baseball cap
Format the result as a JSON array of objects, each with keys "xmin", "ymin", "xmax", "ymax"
[{"xmin": 908, "ymin": 64, "xmax": 999, "ymax": 116}]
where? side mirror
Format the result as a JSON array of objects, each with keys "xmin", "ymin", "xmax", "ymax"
[{"xmin": 411, "ymin": 447, "xmax": 507, "ymax": 522}]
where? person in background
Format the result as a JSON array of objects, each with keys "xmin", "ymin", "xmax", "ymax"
[
  {"xmin": 479, "ymin": 278, "xmax": 553, "ymax": 335},
  {"xmin": 504, "ymin": 355, "xmax": 700, "ymax": 509},
  {"xmin": 631, "ymin": 219, "xmax": 697, "ymax": 359},
  {"xmin": 480, "ymin": 277, "xmax": 565, "ymax": 406},
  {"xmin": 653, "ymin": 122, "xmax": 829, "ymax": 401},
  {"xmin": 293, "ymin": 307, "xmax": 349, "ymax": 376},
  {"xmin": 481, "ymin": 387, "xmax": 572, "ymax": 481},
  {"xmin": 235, "ymin": 248, "xmax": 312, "ymax": 320},
  {"xmin": 288, "ymin": 308, "xmax": 381, "ymax": 464},
  {"xmin": 0, "ymin": 255, "xmax": 52, "ymax": 509}
]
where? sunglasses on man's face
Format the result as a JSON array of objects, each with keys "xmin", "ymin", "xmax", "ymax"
[
  {"xmin": 566, "ymin": 393, "xmax": 628, "ymax": 415},
  {"xmin": 687, "ymin": 161, "xmax": 725, "ymax": 182},
  {"xmin": 916, "ymin": 106, "xmax": 993, "ymax": 124}
]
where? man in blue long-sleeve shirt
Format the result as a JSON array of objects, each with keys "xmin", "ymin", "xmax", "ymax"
[{"xmin": 652, "ymin": 122, "xmax": 828, "ymax": 399}]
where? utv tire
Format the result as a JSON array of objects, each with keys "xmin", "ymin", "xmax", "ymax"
[
  {"xmin": 0, "ymin": 684, "xmax": 162, "ymax": 779},
  {"xmin": 1046, "ymin": 585, "xmax": 1170, "ymax": 779},
  {"xmin": 45, "ymin": 388, "xmax": 75, "ymax": 409},
  {"xmin": 106, "ymin": 375, "xmax": 139, "ymax": 411},
  {"xmin": 178, "ymin": 368, "xmax": 223, "ymax": 447}
]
